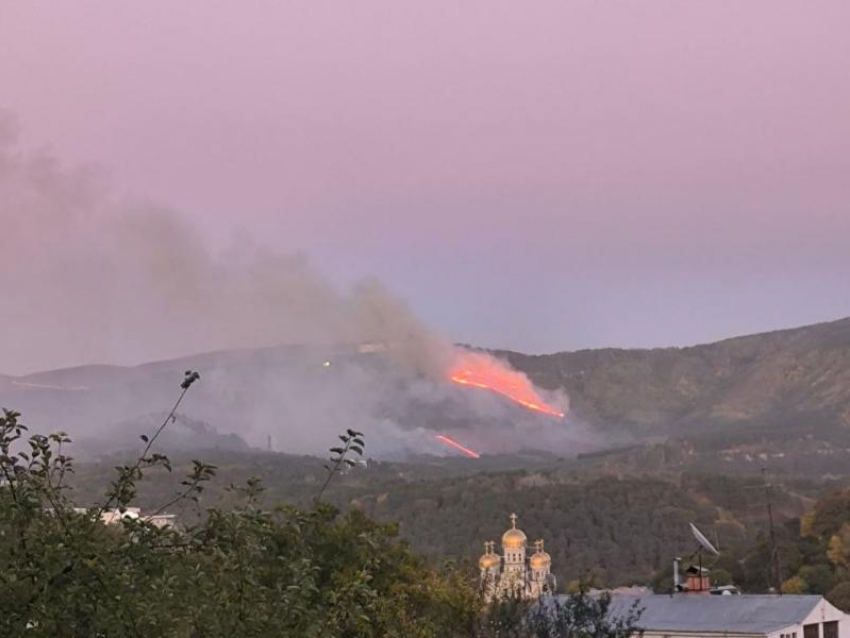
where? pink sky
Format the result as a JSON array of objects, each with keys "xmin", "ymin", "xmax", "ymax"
[{"xmin": 2, "ymin": 1, "xmax": 849, "ymax": 356}]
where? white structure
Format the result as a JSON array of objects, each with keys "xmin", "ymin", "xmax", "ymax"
[
  {"xmin": 74, "ymin": 507, "xmax": 176, "ymax": 529},
  {"xmin": 601, "ymin": 594, "xmax": 849, "ymax": 638},
  {"xmin": 479, "ymin": 513, "xmax": 556, "ymax": 601}
]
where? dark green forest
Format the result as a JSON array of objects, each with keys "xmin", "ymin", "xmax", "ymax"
[{"xmin": 68, "ymin": 441, "xmax": 833, "ymax": 590}]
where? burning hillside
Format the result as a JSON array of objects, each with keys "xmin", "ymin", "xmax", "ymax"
[
  {"xmin": 448, "ymin": 352, "xmax": 566, "ymax": 418},
  {"xmin": 0, "ymin": 342, "xmax": 585, "ymax": 460},
  {"xmin": 434, "ymin": 434, "xmax": 481, "ymax": 459}
]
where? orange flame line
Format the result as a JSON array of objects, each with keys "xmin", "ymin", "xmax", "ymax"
[
  {"xmin": 435, "ymin": 434, "xmax": 481, "ymax": 459},
  {"xmin": 450, "ymin": 375, "xmax": 565, "ymax": 418}
]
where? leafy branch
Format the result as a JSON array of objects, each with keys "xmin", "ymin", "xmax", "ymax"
[
  {"xmin": 315, "ymin": 428, "xmax": 365, "ymax": 503},
  {"xmin": 97, "ymin": 370, "xmax": 201, "ymax": 517},
  {"xmin": 150, "ymin": 459, "xmax": 217, "ymax": 518}
]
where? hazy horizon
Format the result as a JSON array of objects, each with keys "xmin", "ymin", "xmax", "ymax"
[{"xmin": 6, "ymin": 311, "xmax": 850, "ymax": 379}]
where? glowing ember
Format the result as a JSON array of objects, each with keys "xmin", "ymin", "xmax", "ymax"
[
  {"xmin": 449, "ymin": 353, "xmax": 566, "ymax": 418},
  {"xmin": 435, "ymin": 434, "xmax": 481, "ymax": 459}
]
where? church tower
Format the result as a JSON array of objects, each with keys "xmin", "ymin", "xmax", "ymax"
[
  {"xmin": 529, "ymin": 539, "xmax": 555, "ymax": 597},
  {"xmin": 479, "ymin": 541, "xmax": 501, "ymax": 601},
  {"xmin": 498, "ymin": 513, "xmax": 529, "ymax": 598},
  {"xmin": 479, "ymin": 513, "xmax": 556, "ymax": 601}
]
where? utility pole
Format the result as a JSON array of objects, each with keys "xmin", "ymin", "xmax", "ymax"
[{"xmin": 762, "ymin": 467, "xmax": 783, "ymax": 594}]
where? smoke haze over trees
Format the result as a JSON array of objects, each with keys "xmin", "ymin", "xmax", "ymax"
[{"xmin": 0, "ymin": 111, "xmax": 577, "ymax": 458}]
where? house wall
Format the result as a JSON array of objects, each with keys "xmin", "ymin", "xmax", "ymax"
[
  {"xmin": 790, "ymin": 599, "xmax": 849, "ymax": 638},
  {"xmin": 640, "ymin": 631, "xmax": 760, "ymax": 638},
  {"xmin": 768, "ymin": 623, "xmax": 804, "ymax": 638}
]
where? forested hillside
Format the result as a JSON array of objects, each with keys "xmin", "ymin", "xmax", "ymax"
[
  {"xmin": 10, "ymin": 317, "xmax": 850, "ymax": 591},
  {"xmin": 502, "ymin": 317, "xmax": 850, "ymax": 442},
  {"xmin": 69, "ymin": 448, "xmax": 829, "ymax": 588},
  {"xmin": 6, "ymin": 317, "xmax": 850, "ymax": 460}
]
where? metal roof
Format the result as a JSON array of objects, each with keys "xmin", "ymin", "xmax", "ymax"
[{"xmin": 602, "ymin": 594, "xmax": 822, "ymax": 634}]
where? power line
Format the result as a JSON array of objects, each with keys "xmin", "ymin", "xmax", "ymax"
[{"xmin": 762, "ymin": 466, "xmax": 783, "ymax": 594}]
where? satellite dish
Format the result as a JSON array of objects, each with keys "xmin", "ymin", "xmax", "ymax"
[{"xmin": 690, "ymin": 523, "xmax": 720, "ymax": 556}]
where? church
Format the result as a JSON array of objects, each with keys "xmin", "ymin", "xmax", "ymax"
[{"xmin": 479, "ymin": 513, "xmax": 557, "ymax": 601}]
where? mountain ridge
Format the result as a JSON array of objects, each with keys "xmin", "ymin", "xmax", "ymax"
[
  {"xmin": 500, "ymin": 316, "xmax": 850, "ymax": 441},
  {"xmin": 4, "ymin": 317, "xmax": 850, "ymax": 457},
  {"xmin": 8, "ymin": 317, "xmax": 850, "ymax": 380}
]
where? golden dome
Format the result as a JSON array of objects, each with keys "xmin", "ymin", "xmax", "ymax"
[
  {"xmin": 530, "ymin": 552, "xmax": 551, "ymax": 570},
  {"xmin": 479, "ymin": 541, "xmax": 500, "ymax": 570},
  {"xmin": 501, "ymin": 513, "xmax": 528, "ymax": 549},
  {"xmin": 530, "ymin": 539, "xmax": 551, "ymax": 569},
  {"xmin": 502, "ymin": 529, "xmax": 528, "ymax": 549}
]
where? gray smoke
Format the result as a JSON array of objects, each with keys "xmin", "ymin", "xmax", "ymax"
[
  {"xmin": 0, "ymin": 111, "xmax": 588, "ymax": 458},
  {"xmin": 0, "ymin": 109, "xmax": 444, "ymax": 377}
]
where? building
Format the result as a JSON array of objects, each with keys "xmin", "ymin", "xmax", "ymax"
[
  {"xmin": 601, "ymin": 594, "xmax": 848, "ymax": 638},
  {"xmin": 479, "ymin": 513, "xmax": 556, "ymax": 601},
  {"xmin": 74, "ymin": 506, "xmax": 177, "ymax": 529}
]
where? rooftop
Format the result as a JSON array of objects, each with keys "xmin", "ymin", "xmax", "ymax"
[{"xmin": 603, "ymin": 595, "xmax": 822, "ymax": 634}]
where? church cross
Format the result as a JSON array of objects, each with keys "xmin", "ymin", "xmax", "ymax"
[{"xmin": 510, "ymin": 513, "xmax": 518, "ymax": 529}]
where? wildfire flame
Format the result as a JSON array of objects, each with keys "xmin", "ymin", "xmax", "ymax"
[
  {"xmin": 435, "ymin": 434, "xmax": 481, "ymax": 459},
  {"xmin": 449, "ymin": 353, "xmax": 566, "ymax": 418}
]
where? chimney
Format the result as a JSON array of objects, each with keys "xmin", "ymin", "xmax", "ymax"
[
  {"xmin": 684, "ymin": 565, "xmax": 711, "ymax": 594},
  {"xmin": 673, "ymin": 557, "xmax": 681, "ymax": 593}
]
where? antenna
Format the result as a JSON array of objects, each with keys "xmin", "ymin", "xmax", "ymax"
[
  {"xmin": 685, "ymin": 523, "xmax": 720, "ymax": 594},
  {"xmin": 690, "ymin": 523, "xmax": 720, "ymax": 556}
]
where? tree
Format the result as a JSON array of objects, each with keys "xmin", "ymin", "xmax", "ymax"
[
  {"xmin": 0, "ymin": 373, "xmax": 646, "ymax": 637},
  {"xmin": 799, "ymin": 565, "xmax": 836, "ymax": 594},
  {"xmin": 0, "ymin": 377, "xmax": 484, "ymax": 637},
  {"xmin": 526, "ymin": 590, "xmax": 643, "ymax": 638},
  {"xmin": 782, "ymin": 576, "xmax": 808, "ymax": 594},
  {"xmin": 827, "ymin": 524, "xmax": 850, "ymax": 569},
  {"xmin": 827, "ymin": 582, "xmax": 850, "ymax": 613},
  {"xmin": 476, "ymin": 594, "xmax": 533, "ymax": 638}
]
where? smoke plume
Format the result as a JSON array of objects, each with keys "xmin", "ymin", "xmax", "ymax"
[
  {"xmin": 0, "ymin": 110, "xmax": 445, "ymax": 376},
  {"xmin": 0, "ymin": 111, "xmax": 585, "ymax": 457}
]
